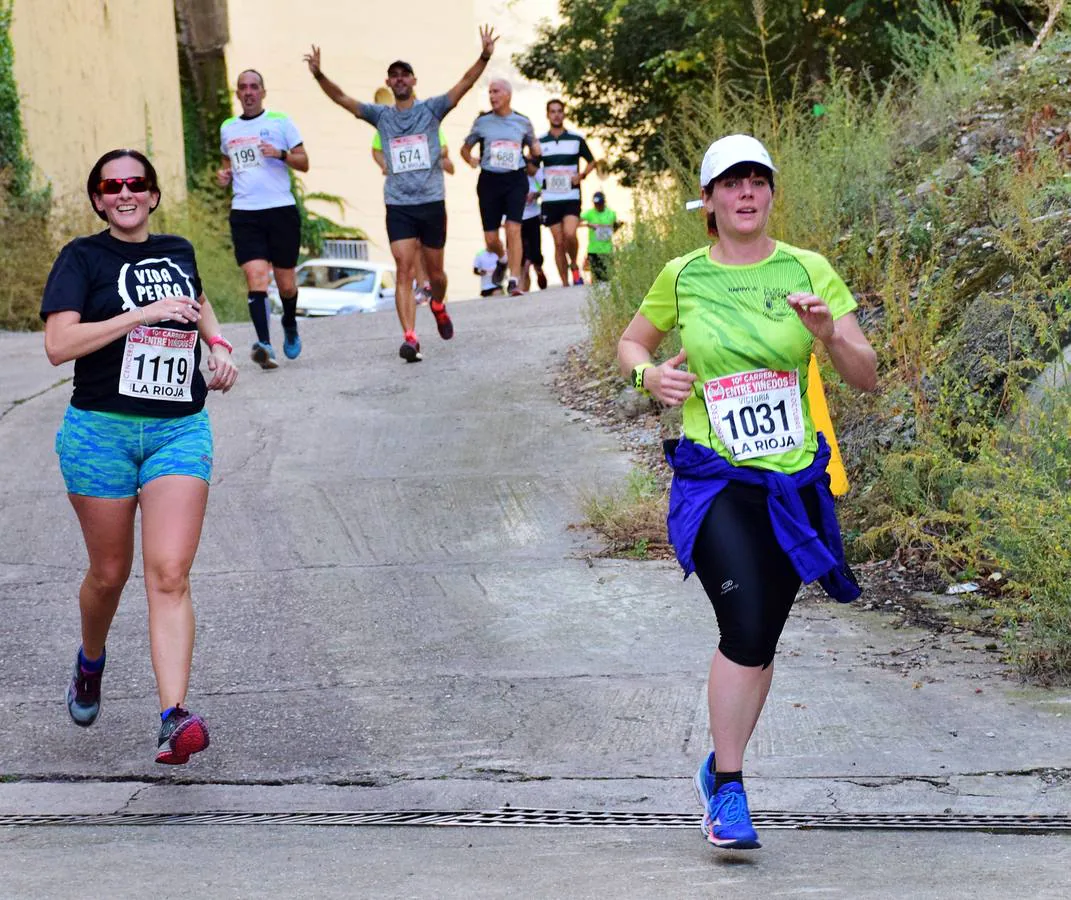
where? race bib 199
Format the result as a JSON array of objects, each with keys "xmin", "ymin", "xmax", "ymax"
[
  {"xmin": 389, "ymin": 134, "xmax": 431, "ymax": 173},
  {"xmin": 119, "ymin": 325, "xmax": 196, "ymax": 402},
  {"xmin": 227, "ymin": 136, "xmax": 263, "ymax": 173},
  {"xmin": 490, "ymin": 140, "xmax": 522, "ymax": 170},
  {"xmin": 703, "ymin": 368, "xmax": 805, "ymax": 461},
  {"xmin": 544, "ymin": 166, "xmax": 573, "ymax": 194}
]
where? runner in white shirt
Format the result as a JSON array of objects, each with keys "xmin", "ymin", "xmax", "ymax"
[
  {"xmin": 473, "ymin": 249, "xmax": 504, "ymax": 296},
  {"xmin": 521, "ymin": 159, "xmax": 548, "ymax": 291},
  {"xmin": 217, "ymin": 69, "xmax": 309, "ymax": 369}
]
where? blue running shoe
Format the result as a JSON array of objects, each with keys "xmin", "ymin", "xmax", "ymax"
[
  {"xmin": 66, "ymin": 651, "xmax": 105, "ymax": 727},
  {"xmin": 250, "ymin": 341, "xmax": 279, "ymax": 370},
  {"xmin": 283, "ymin": 326, "xmax": 302, "ymax": 360},
  {"xmin": 701, "ymin": 781, "xmax": 761, "ymax": 849},
  {"xmin": 693, "ymin": 750, "xmax": 717, "ymax": 809}
]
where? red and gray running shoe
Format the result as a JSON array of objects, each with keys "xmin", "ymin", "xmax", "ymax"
[
  {"xmin": 429, "ymin": 299, "xmax": 454, "ymax": 340},
  {"xmin": 156, "ymin": 706, "xmax": 210, "ymax": 765}
]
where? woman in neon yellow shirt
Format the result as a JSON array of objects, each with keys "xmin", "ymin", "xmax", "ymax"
[{"xmin": 618, "ymin": 134, "xmax": 877, "ymax": 851}]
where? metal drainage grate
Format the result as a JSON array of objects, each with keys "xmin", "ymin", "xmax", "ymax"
[{"xmin": 2, "ymin": 808, "xmax": 1070, "ymax": 833}]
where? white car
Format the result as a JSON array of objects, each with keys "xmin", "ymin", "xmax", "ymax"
[{"xmin": 270, "ymin": 259, "xmax": 397, "ymax": 317}]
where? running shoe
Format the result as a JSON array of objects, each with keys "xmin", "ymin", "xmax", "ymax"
[
  {"xmin": 251, "ymin": 341, "xmax": 279, "ymax": 370},
  {"xmin": 536, "ymin": 270, "xmax": 548, "ymax": 290},
  {"xmin": 283, "ymin": 326, "xmax": 302, "ymax": 360},
  {"xmin": 697, "ymin": 769, "xmax": 761, "ymax": 850},
  {"xmin": 492, "ymin": 258, "xmax": 508, "ymax": 286},
  {"xmin": 571, "ymin": 266, "xmax": 584, "ymax": 286},
  {"xmin": 429, "ymin": 299, "xmax": 454, "ymax": 340},
  {"xmin": 66, "ymin": 651, "xmax": 104, "ymax": 727},
  {"xmin": 508, "ymin": 278, "xmax": 523, "ymax": 297},
  {"xmin": 399, "ymin": 335, "xmax": 423, "ymax": 363},
  {"xmin": 156, "ymin": 706, "xmax": 210, "ymax": 765},
  {"xmin": 694, "ymin": 750, "xmax": 717, "ymax": 807}
]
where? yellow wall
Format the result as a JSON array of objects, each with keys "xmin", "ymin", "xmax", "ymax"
[
  {"xmin": 10, "ymin": 0, "xmax": 187, "ymax": 214},
  {"xmin": 224, "ymin": 0, "xmax": 630, "ymax": 300}
]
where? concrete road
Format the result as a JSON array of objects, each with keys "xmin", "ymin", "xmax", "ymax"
[{"xmin": 1, "ymin": 288, "xmax": 1069, "ymax": 898}]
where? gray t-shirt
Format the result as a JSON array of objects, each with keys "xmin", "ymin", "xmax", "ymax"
[
  {"xmin": 464, "ymin": 111, "xmax": 537, "ymax": 173},
  {"xmin": 359, "ymin": 94, "xmax": 453, "ymax": 206}
]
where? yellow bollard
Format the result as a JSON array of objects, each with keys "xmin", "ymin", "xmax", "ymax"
[{"xmin": 806, "ymin": 354, "xmax": 850, "ymax": 496}]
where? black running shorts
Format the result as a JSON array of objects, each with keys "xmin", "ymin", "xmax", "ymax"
[
  {"xmin": 477, "ymin": 170, "xmax": 527, "ymax": 231},
  {"xmin": 541, "ymin": 199, "xmax": 581, "ymax": 228},
  {"xmin": 521, "ymin": 215, "xmax": 543, "ymax": 267},
  {"xmin": 229, "ymin": 205, "xmax": 301, "ymax": 268},
  {"xmin": 589, "ymin": 252, "xmax": 610, "ymax": 282},
  {"xmin": 691, "ymin": 482, "xmax": 822, "ymax": 669},
  {"xmin": 385, "ymin": 201, "xmax": 447, "ymax": 249}
]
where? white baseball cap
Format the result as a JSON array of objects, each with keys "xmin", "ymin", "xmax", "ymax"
[{"xmin": 699, "ymin": 134, "xmax": 777, "ymax": 187}]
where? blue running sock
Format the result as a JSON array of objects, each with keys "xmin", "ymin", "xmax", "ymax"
[
  {"xmin": 78, "ymin": 647, "xmax": 105, "ymax": 672},
  {"xmin": 161, "ymin": 706, "xmax": 178, "ymax": 723}
]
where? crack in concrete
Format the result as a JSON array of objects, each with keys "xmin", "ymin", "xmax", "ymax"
[
  {"xmin": 6, "ymin": 769, "xmax": 1069, "ymax": 789},
  {"xmin": 0, "ymin": 376, "xmax": 71, "ymax": 422},
  {"xmin": 114, "ymin": 785, "xmax": 147, "ymax": 814}
]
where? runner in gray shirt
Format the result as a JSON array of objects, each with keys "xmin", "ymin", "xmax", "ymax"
[
  {"xmin": 462, "ymin": 79, "xmax": 541, "ymax": 296},
  {"xmin": 304, "ymin": 26, "xmax": 497, "ymax": 363}
]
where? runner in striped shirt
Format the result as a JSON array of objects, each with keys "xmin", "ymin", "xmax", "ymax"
[{"xmin": 538, "ymin": 99, "xmax": 596, "ymax": 286}]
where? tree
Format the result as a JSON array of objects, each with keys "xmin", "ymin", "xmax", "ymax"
[{"xmin": 514, "ymin": 0, "xmax": 1037, "ymax": 180}]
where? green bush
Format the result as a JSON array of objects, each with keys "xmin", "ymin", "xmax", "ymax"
[{"xmin": 157, "ymin": 172, "xmax": 249, "ymax": 323}]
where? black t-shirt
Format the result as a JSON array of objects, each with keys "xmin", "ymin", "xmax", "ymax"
[{"xmin": 40, "ymin": 231, "xmax": 207, "ymax": 416}]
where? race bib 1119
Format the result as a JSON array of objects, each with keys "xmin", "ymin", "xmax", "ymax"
[{"xmin": 119, "ymin": 325, "xmax": 196, "ymax": 402}]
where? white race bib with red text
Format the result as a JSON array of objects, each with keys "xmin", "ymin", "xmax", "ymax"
[
  {"xmin": 119, "ymin": 326, "xmax": 196, "ymax": 402},
  {"xmin": 490, "ymin": 140, "xmax": 522, "ymax": 170},
  {"xmin": 703, "ymin": 368, "xmax": 805, "ymax": 461},
  {"xmin": 389, "ymin": 134, "xmax": 431, "ymax": 173},
  {"xmin": 227, "ymin": 136, "xmax": 264, "ymax": 173}
]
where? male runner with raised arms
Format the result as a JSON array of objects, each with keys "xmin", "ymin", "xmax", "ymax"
[
  {"xmin": 218, "ymin": 69, "xmax": 309, "ymax": 369},
  {"xmin": 304, "ymin": 27, "xmax": 497, "ymax": 363},
  {"xmin": 374, "ymin": 125, "xmax": 454, "ymax": 306},
  {"xmin": 461, "ymin": 80, "xmax": 541, "ymax": 296},
  {"xmin": 539, "ymin": 99, "xmax": 596, "ymax": 287}
]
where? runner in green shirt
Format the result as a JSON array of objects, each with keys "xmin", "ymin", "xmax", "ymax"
[
  {"xmin": 580, "ymin": 191, "xmax": 621, "ymax": 282},
  {"xmin": 617, "ymin": 134, "xmax": 877, "ymax": 852}
]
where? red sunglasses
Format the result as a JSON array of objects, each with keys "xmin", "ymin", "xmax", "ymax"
[{"xmin": 97, "ymin": 176, "xmax": 152, "ymax": 195}]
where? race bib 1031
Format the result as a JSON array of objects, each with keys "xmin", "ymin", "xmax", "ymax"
[{"xmin": 703, "ymin": 368, "xmax": 805, "ymax": 461}]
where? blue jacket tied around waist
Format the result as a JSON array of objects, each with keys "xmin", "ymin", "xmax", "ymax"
[{"xmin": 664, "ymin": 433, "xmax": 861, "ymax": 603}]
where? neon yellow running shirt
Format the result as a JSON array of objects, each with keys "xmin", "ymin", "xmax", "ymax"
[{"xmin": 637, "ymin": 241, "xmax": 857, "ymax": 474}]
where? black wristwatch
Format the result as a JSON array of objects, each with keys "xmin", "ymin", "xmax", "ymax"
[{"xmin": 280, "ymin": 148, "xmax": 288, "ymax": 163}]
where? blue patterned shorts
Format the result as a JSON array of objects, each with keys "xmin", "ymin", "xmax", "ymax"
[{"xmin": 55, "ymin": 406, "xmax": 213, "ymax": 499}]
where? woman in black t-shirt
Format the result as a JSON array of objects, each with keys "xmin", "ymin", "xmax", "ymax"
[{"xmin": 41, "ymin": 149, "xmax": 238, "ymax": 765}]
